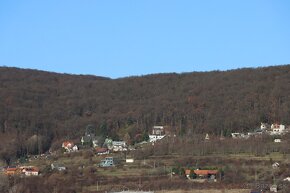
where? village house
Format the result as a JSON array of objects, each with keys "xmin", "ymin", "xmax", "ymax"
[
  {"xmin": 149, "ymin": 126, "xmax": 166, "ymax": 143},
  {"xmin": 95, "ymin": 147, "xmax": 109, "ymax": 155},
  {"xmin": 21, "ymin": 166, "xmax": 39, "ymax": 176},
  {"xmin": 62, "ymin": 141, "xmax": 78, "ymax": 152},
  {"xmin": 51, "ymin": 163, "xmax": 66, "ymax": 171},
  {"xmin": 272, "ymin": 162, "xmax": 279, "ymax": 169},
  {"xmin": 231, "ymin": 132, "xmax": 249, "ymax": 139},
  {"xmin": 270, "ymin": 184, "xmax": 278, "ymax": 192},
  {"xmin": 62, "ymin": 141, "xmax": 74, "ymax": 149},
  {"xmin": 5, "ymin": 166, "xmax": 19, "ymax": 175},
  {"xmin": 112, "ymin": 141, "xmax": 127, "ymax": 152},
  {"xmin": 269, "ymin": 123, "xmax": 286, "ymax": 135},
  {"xmin": 194, "ymin": 169, "xmax": 219, "ymax": 181},
  {"xmin": 185, "ymin": 169, "xmax": 219, "ymax": 182},
  {"xmin": 125, "ymin": 155, "xmax": 134, "ymax": 163},
  {"xmin": 126, "ymin": 158, "xmax": 134, "ymax": 163},
  {"xmin": 99, "ymin": 157, "xmax": 115, "ymax": 167},
  {"xmin": 103, "ymin": 137, "xmax": 127, "ymax": 152}
]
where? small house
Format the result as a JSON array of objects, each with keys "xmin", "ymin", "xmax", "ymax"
[
  {"xmin": 126, "ymin": 158, "xmax": 134, "ymax": 163},
  {"xmin": 51, "ymin": 163, "xmax": 66, "ymax": 171},
  {"xmin": 72, "ymin": 145, "xmax": 78, "ymax": 151},
  {"xmin": 112, "ymin": 141, "xmax": 127, "ymax": 152},
  {"xmin": 62, "ymin": 141, "xmax": 74, "ymax": 151},
  {"xmin": 99, "ymin": 157, "xmax": 114, "ymax": 167},
  {"xmin": 270, "ymin": 184, "xmax": 278, "ymax": 192},
  {"xmin": 149, "ymin": 126, "xmax": 166, "ymax": 143},
  {"xmin": 272, "ymin": 162, "xmax": 279, "ymax": 169},
  {"xmin": 95, "ymin": 147, "xmax": 109, "ymax": 155},
  {"xmin": 231, "ymin": 133, "xmax": 249, "ymax": 139},
  {"xmin": 194, "ymin": 169, "xmax": 218, "ymax": 180},
  {"xmin": 270, "ymin": 124, "xmax": 285, "ymax": 135},
  {"xmin": 152, "ymin": 126, "xmax": 165, "ymax": 135},
  {"xmin": 5, "ymin": 167, "xmax": 19, "ymax": 175},
  {"xmin": 22, "ymin": 167, "xmax": 39, "ymax": 176},
  {"xmin": 185, "ymin": 169, "xmax": 219, "ymax": 181},
  {"xmin": 149, "ymin": 135, "xmax": 165, "ymax": 143}
]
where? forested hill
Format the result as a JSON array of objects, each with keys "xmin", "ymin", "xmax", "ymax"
[{"xmin": 1, "ymin": 65, "xmax": 290, "ymax": 141}]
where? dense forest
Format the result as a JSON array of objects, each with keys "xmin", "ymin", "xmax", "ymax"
[{"xmin": 1, "ymin": 65, "xmax": 290, "ymax": 155}]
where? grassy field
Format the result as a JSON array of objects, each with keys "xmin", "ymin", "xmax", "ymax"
[{"xmin": 14, "ymin": 150, "xmax": 290, "ymax": 193}]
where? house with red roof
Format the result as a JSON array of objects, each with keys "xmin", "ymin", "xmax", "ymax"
[
  {"xmin": 185, "ymin": 169, "xmax": 219, "ymax": 182},
  {"xmin": 62, "ymin": 141, "xmax": 78, "ymax": 152},
  {"xmin": 5, "ymin": 167, "xmax": 19, "ymax": 175},
  {"xmin": 21, "ymin": 166, "xmax": 39, "ymax": 176}
]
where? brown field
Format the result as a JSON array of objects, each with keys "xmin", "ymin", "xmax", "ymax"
[{"xmin": 156, "ymin": 189, "xmax": 250, "ymax": 193}]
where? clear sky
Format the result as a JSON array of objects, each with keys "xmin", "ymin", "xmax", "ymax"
[{"xmin": 0, "ymin": 0, "xmax": 290, "ymax": 78}]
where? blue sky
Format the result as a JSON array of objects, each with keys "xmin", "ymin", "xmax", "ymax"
[{"xmin": 0, "ymin": 0, "xmax": 290, "ymax": 78}]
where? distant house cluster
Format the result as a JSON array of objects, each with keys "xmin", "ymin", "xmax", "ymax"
[
  {"xmin": 71, "ymin": 125, "xmax": 169, "ymax": 157},
  {"xmin": 231, "ymin": 122, "xmax": 289, "ymax": 139}
]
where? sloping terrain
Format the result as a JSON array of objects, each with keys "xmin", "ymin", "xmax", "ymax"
[{"xmin": 0, "ymin": 65, "xmax": 290, "ymax": 143}]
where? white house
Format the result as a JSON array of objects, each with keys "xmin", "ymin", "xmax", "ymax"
[
  {"xmin": 149, "ymin": 126, "xmax": 166, "ymax": 143},
  {"xmin": 152, "ymin": 126, "xmax": 165, "ymax": 135},
  {"xmin": 231, "ymin": 133, "xmax": 249, "ymax": 139},
  {"xmin": 270, "ymin": 124, "xmax": 286, "ymax": 135},
  {"xmin": 272, "ymin": 162, "xmax": 279, "ymax": 169},
  {"xmin": 270, "ymin": 184, "xmax": 278, "ymax": 192},
  {"xmin": 51, "ymin": 163, "xmax": 66, "ymax": 171},
  {"xmin": 149, "ymin": 135, "xmax": 165, "ymax": 142},
  {"xmin": 21, "ymin": 167, "xmax": 39, "ymax": 176},
  {"xmin": 112, "ymin": 141, "xmax": 127, "ymax": 152},
  {"xmin": 126, "ymin": 158, "xmax": 134, "ymax": 163},
  {"xmin": 62, "ymin": 141, "xmax": 74, "ymax": 152},
  {"xmin": 72, "ymin": 145, "xmax": 78, "ymax": 152}
]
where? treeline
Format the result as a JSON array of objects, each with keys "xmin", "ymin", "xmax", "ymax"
[{"xmin": 1, "ymin": 65, "xmax": 290, "ymax": 152}]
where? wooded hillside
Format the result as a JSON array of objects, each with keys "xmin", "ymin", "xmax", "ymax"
[{"xmin": 1, "ymin": 65, "xmax": 290, "ymax": 146}]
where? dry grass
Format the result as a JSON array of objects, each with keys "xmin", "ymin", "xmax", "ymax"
[{"xmin": 156, "ymin": 189, "xmax": 250, "ymax": 193}]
